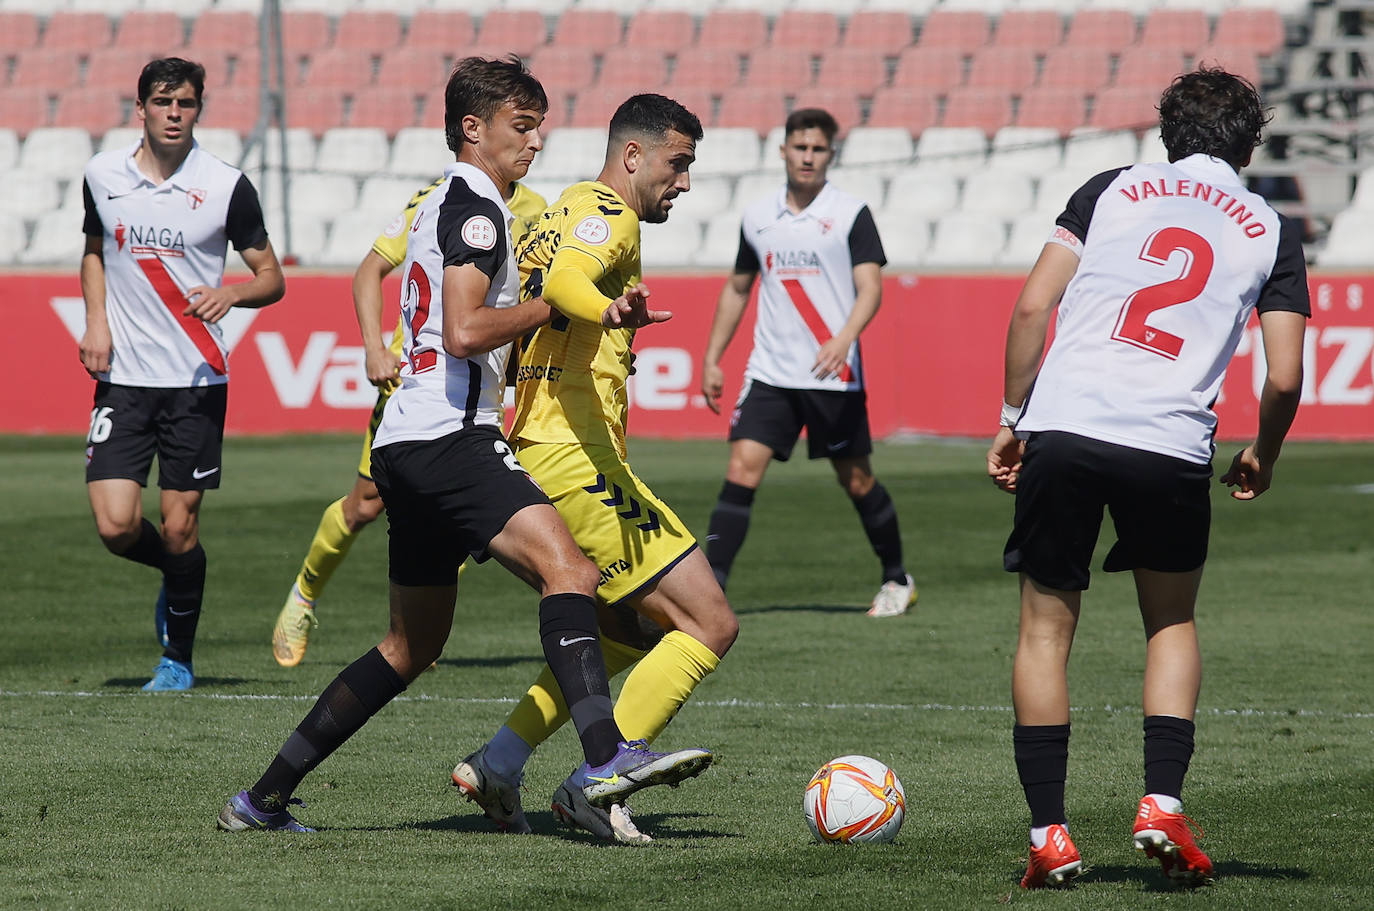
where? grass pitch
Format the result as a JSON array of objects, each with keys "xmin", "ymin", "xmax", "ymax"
[{"xmin": 1, "ymin": 435, "xmax": 1371, "ymax": 910}]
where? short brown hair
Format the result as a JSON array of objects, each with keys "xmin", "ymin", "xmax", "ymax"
[
  {"xmin": 784, "ymin": 108, "xmax": 838, "ymax": 144},
  {"xmin": 444, "ymin": 55, "xmax": 548, "ymax": 153},
  {"xmin": 1159, "ymin": 67, "xmax": 1270, "ymax": 168}
]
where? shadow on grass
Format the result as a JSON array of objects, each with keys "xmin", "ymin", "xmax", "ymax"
[
  {"xmin": 433, "ymin": 654, "xmax": 541, "ymax": 670},
  {"xmin": 101, "ymin": 676, "xmax": 257, "ymax": 688},
  {"xmin": 354, "ymin": 811, "xmax": 738, "ymax": 841},
  {"xmin": 734, "ymin": 603, "xmax": 863, "ymax": 616},
  {"xmin": 1084, "ymin": 860, "xmax": 1309, "ymax": 889}
]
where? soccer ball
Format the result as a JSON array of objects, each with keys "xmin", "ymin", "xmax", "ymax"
[{"xmin": 803, "ymin": 754, "xmax": 906, "ymax": 844}]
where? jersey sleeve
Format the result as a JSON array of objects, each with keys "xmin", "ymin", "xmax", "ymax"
[
  {"xmin": 560, "ymin": 205, "xmax": 639, "ymax": 280},
  {"xmin": 847, "ymin": 205, "xmax": 886, "ymax": 267},
  {"xmin": 82, "ymin": 179, "xmax": 102, "ymax": 236},
  {"xmin": 1255, "ymin": 215, "xmax": 1311, "ymax": 316},
  {"xmin": 225, "ymin": 174, "xmax": 269, "ymax": 251},
  {"xmin": 1051, "ymin": 167, "xmax": 1130, "ymax": 253},
  {"xmin": 436, "ymin": 191, "xmax": 508, "ymax": 279}
]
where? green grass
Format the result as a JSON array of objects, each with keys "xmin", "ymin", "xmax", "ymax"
[{"xmin": 1, "ymin": 435, "xmax": 1371, "ymax": 910}]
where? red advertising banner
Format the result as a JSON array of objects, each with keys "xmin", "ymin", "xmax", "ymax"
[{"xmin": 3, "ymin": 271, "xmax": 1372, "ymax": 440}]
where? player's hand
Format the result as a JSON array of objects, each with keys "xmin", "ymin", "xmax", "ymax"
[
  {"xmin": 701, "ymin": 362, "xmax": 725, "ymax": 414},
  {"xmin": 79, "ymin": 322, "xmax": 112, "ymax": 377},
  {"xmin": 183, "ymin": 284, "xmax": 238, "ymax": 323},
  {"xmin": 364, "ymin": 346, "xmax": 403, "ymax": 390},
  {"xmin": 987, "ymin": 425, "xmax": 1024, "ymax": 494},
  {"xmin": 1220, "ymin": 445, "xmax": 1272, "ymax": 500},
  {"xmin": 601, "ymin": 283, "xmax": 672, "ymax": 329},
  {"xmin": 812, "ymin": 336, "xmax": 851, "ymax": 380}
]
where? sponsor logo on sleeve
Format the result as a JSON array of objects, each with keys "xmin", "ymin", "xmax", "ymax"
[
  {"xmin": 383, "ymin": 213, "xmax": 406, "ymax": 238},
  {"xmin": 462, "ymin": 215, "xmax": 498, "ymax": 250},
  {"xmin": 573, "ymin": 215, "xmax": 611, "ymax": 246}
]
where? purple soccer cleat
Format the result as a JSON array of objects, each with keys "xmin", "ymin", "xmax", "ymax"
[{"xmin": 217, "ymin": 790, "xmax": 314, "ymax": 833}]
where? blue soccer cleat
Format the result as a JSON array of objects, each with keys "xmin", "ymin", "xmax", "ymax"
[
  {"xmin": 575, "ymin": 739, "xmax": 713, "ymax": 809},
  {"xmin": 217, "ymin": 790, "xmax": 314, "ymax": 833},
  {"xmin": 154, "ymin": 583, "xmax": 168, "ymax": 648},
  {"xmin": 141, "ymin": 657, "xmax": 193, "ymax": 691}
]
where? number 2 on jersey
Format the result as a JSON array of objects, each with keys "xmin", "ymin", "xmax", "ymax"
[
  {"xmin": 404, "ymin": 260, "xmax": 437, "ymax": 373},
  {"xmin": 1111, "ymin": 227, "xmax": 1214, "ymax": 360}
]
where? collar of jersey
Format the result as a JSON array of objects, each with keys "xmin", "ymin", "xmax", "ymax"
[
  {"xmin": 447, "ymin": 161, "xmax": 515, "ymax": 225},
  {"xmin": 771, "ymin": 180, "xmax": 833, "ymax": 220},
  {"xmin": 1172, "ymin": 153, "xmax": 1245, "ymax": 188},
  {"xmin": 118, "ymin": 139, "xmax": 203, "ymax": 194}
]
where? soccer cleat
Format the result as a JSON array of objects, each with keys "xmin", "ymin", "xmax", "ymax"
[
  {"xmin": 575, "ymin": 739, "xmax": 713, "ymax": 809},
  {"xmin": 1132, "ymin": 796, "xmax": 1214, "ymax": 885},
  {"xmin": 154, "ymin": 583, "xmax": 168, "ymax": 648},
  {"xmin": 552, "ymin": 776, "xmax": 652, "ymax": 844},
  {"xmin": 142, "ymin": 657, "xmax": 193, "ymax": 691},
  {"xmin": 867, "ymin": 574, "xmax": 917, "ymax": 618},
  {"xmin": 451, "ymin": 745, "xmax": 532, "ymax": 834},
  {"xmin": 272, "ymin": 585, "xmax": 318, "ymax": 668},
  {"xmin": 1021, "ymin": 824, "xmax": 1083, "ymax": 888},
  {"xmin": 217, "ymin": 790, "xmax": 314, "ymax": 833}
]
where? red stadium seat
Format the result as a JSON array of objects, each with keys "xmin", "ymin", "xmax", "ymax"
[
  {"xmin": 967, "ymin": 48, "xmax": 1037, "ymax": 90},
  {"xmin": 528, "ymin": 47, "xmax": 597, "ymax": 94},
  {"xmin": 114, "ymin": 12, "xmax": 184, "ymax": 52},
  {"xmin": 1113, "ymin": 48, "xmax": 1187, "ymax": 90},
  {"xmin": 42, "ymin": 12, "xmax": 112, "ymax": 51},
  {"xmin": 349, "ymin": 86, "xmax": 421, "ymax": 135},
  {"xmin": 866, "ymin": 87, "xmax": 937, "ymax": 136},
  {"xmin": 743, "ymin": 47, "xmax": 814, "ymax": 90},
  {"xmin": 940, "ymin": 87, "xmax": 1012, "ymax": 135},
  {"xmin": 698, "ymin": 10, "xmax": 768, "ymax": 53},
  {"xmin": 475, "ymin": 11, "xmax": 547, "ymax": 59},
  {"xmin": 771, "ymin": 11, "xmax": 840, "ymax": 50},
  {"xmin": 0, "ymin": 87, "xmax": 49, "ymax": 136},
  {"xmin": 0, "ymin": 12, "xmax": 39, "ymax": 53},
  {"xmin": 10, "ymin": 49, "xmax": 81, "ymax": 90},
  {"xmin": 1088, "ymin": 86, "xmax": 1159, "ymax": 132},
  {"xmin": 1039, "ymin": 48, "xmax": 1112, "ymax": 92},
  {"xmin": 623, "ymin": 10, "xmax": 695, "ymax": 55},
  {"xmin": 892, "ymin": 47, "xmax": 966, "ymax": 93},
  {"xmin": 1212, "ymin": 8, "xmax": 1285, "ymax": 57},
  {"xmin": 189, "ymin": 13, "xmax": 258, "ymax": 53},
  {"xmin": 198, "ymin": 85, "xmax": 260, "ymax": 134},
  {"xmin": 1139, "ymin": 10, "xmax": 1211, "ymax": 57},
  {"xmin": 302, "ymin": 48, "xmax": 375, "ymax": 91},
  {"xmin": 595, "ymin": 48, "xmax": 670, "ymax": 94},
  {"xmin": 286, "ymin": 88, "xmax": 346, "ymax": 138},
  {"xmin": 841, "ymin": 11, "xmax": 915, "ymax": 56},
  {"xmin": 816, "ymin": 49, "xmax": 889, "ymax": 94},
  {"xmin": 1014, "ymin": 87, "xmax": 1088, "ymax": 136},
  {"xmin": 403, "ymin": 11, "xmax": 475, "ymax": 52},
  {"xmin": 377, "ymin": 50, "xmax": 449, "ymax": 91},
  {"xmin": 1062, "ymin": 10, "xmax": 1136, "ymax": 53},
  {"xmin": 1193, "ymin": 46, "xmax": 1262, "ymax": 85},
  {"xmin": 539, "ymin": 90, "xmax": 576, "ymax": 133},
  {"xmin": 85, "ymin": 49, "xmax": 167, "ymax": 90},
  {"xmin": 917, "ymin": 11, "xmax": 990, "ymax": 53},
  {"xmin": 991, "ymin": 11, "xmax": 1062, "ymax": 53},
  {"xmin": 552, "ymin": 10, "xmax": 623, "ymax": 55},
  {"xmin": 715, "ymin": 87, "xmax": 787, "ymax": 133},
  {"xmin": 570, "ymin": 86, "xmax": 699, "ymax": 128},
  {"xmin": 673, "ymin": 47, "xmax": 744, "ymax": 93},
  {"xmin": 333, "ymin": 11, "xmax": 402, "ymax": 52},
  {"xmin": 791, "ymin": 87, "xmax": 860, "ymax": 136},
  {"xmin": 53, "ymin": 88, "xmax": 124, "ymax": 134},
  {"xmin": 180, "ymin": 48, "xmax": 234, "ymax": 91},
  {"xmin": 283, "ymin": 12, "xmax": 332, "ymax": 54}
]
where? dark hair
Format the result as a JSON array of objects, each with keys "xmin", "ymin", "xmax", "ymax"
[
  {"xmin": 137, "ymin": 57, "xmax": 205, "ymax": 103},
  {"xmin": 784, "ymin": 108, "xmax": 839, "ymax": 144},
  {"xmin": 608, "ymin": 93, "xmax": 704, "ymax": 146},
  {"xmin": 1158, "ymin": 67, "xmax": 1270, "ymax": 168},
  {"xmin": 444, "ymin": 55, "xmax": 548, "ymax": 153}
]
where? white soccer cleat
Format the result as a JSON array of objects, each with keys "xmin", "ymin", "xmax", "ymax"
[
  {"xmin": 451, "ymin": 745, "xmax": 532, "ymax": 834},
  {"xmin": 867, "ymin": 574, "xmax": 917, "ymax": 618},
  {"xmin": 552, "ymin": 776, "xmax": 652, "ymax": 844},
  {"xmin": 272, "ymin": 585, "xmax": 318, "ymax": 667}
]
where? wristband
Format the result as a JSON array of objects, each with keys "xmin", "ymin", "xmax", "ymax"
[{"xmin": 1000, "ymin": 400, "xmax": 1024, "ymax": 427}]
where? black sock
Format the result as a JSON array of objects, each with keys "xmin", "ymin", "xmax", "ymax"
[
  {"xmin": 853, "ymin": 483, "xmax": 906, "ymax": 584},
  {"xmin": 1014, "ymin": 723, "xmax": 1071, "ymax": 828},
  {"xmin": 539, "ymin": 592, "xmax": 622, "ymax": 767},
  {"xmin": 1143, "ymin": 715, "xmax": 1195, "ymax": 800},
  {"xmin": 120, "ymin": 519, "xmax": 166, "ymax": 569},
  {"xmin": 161, "ymin": 544, "xmax": 205, "ymax": 664},
  {"xmin": 706, "ymin": 481, "xmax": 755, "ymax": 589},
  {"xmin": 250, "ymin": 647, "xmax": 406, "ymax": 810}
]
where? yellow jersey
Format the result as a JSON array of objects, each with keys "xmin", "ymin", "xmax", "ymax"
[{"xmin": 510, "ymin": 181, "xmax": 642, "ymax": 458}]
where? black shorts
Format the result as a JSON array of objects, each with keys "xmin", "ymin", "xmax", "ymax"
[
  {"xmin": 371, "ymin": 425, "xmax": 552, "ymax": 586},
  {"xmin": 1003, "ymin": 431, "xmax": 1212, "ymax": 592},
  {"xmin": 728, "ymin": 379, "xmax": 873, "ymax": 462},
  {"xmin": 84, "ymin": 382, "xmax": 227, "ymax": 490}
]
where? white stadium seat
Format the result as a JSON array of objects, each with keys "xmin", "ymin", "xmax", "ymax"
[
  {"xmin": 999, "ymin": 211, "xmax": 1060, "ymax": 267},
  {"xmin": 1138, "ymin": 127, "xmax": 1168, "ymax": 165},
  {"xmin": 872, "ymin": 209, "xmax": 932, "ymax": 269},
  {"xmin": 1036, "ymin": 167, "xmax": 1091, "ymax": 214},
  {"xmin": 733, "ymin": 173, "xmax": 783, "ymax": 209},
  {"xmin": 21, "ymin": 209, "xmax": 86, "ymax": 266},
  {"xmin": 68, "ymin": 0, "xmax": 139, "ymax": 11},
  {"xmin": 19, "ymin": 128, "xmax": 94, "ymax": 180},
  {"xmin": 761, "ymin": 127, "xmax": 787, "ymax": 172},
  {"xmin": 1319, "ymin": 210, "xmax": 1374, "ymax": 268},
  {"xmin": 522, "ymin": 179, "xmax": 571, "ymax": 209},
  {"xmin": 696, "ymin": 212, "xmax": 747, "ymax": 268},
  {"xmin": 839, "ymin": 127, "xmax": 915, "ymax": 175},
  {"xmin": 914, "ymin": 127, "xmax": 988, "ymax": 177},
  {"xmin": 0, "ymin": 214, "xmax": 26, "ymax": 265},
  {"xmin": 241, "ymin": 128, "xmax": 318, "ymax": 173},
  {"xmin": 961, "ymin": 171, "xmax": 1035, "ymax": 216},
  {"xmin": 99, "ymin": 128, "xmax": 143, "ymax": 155},
  {"xmin": 141, "ymin": 0, "xmax": 213, "ymax": 11},
  {"xmin": 694, "ymin": 128, "xmax": 763, "ymax": 178},
  {"xmin": 319, "ymin": 210, "xmax": 398, "ymax": 268},
  {"xmin": 884, "ymin": 167, "xmax": 961, "ymax": 216},
  {"xmin": 0, "ymin": 129, "xmax": 20, "ymax": 171},
  {"xmin": 525, "ymin": 128, "xmax": 607, "ymax": 183},
  {"xmin": 316, "ymin": 128, "xmax": 392, "ymax": 176},
  {"xmin": 825, "ymin": 168, "xmax": 887, "ymax": 209},
  {"xmin": 989, "ymin": 127, "xmax": 1064, "ymax": 175},
  {"xmin": 639, "ymin": 216, "xmax": 703, "ymax": 270},
  {"xmin": 287, "ymin": 173, "xmax": 359, "ymax": 219},
  {"xmin": 1349, "ymin": 167, "xmax": 1374, "ymax": 211},
  {"xmin": 924, "ymin": 213, "xmax": 1007, "ymax": 267},
  {"xmin": 668, "ymin": 176, "xmax": 735, "ymax": 223},
  {"xmin": 389, "ymin": 128, "xmax": 451, "ymax": 180},
  {"xmin": 195, "ymin": 128, "xmax": 246, "ymax": 169},
  {"xmin": 265, "ymin": 207, "xmax": 328, "ymax": 265},
  {"xmin": 1062, "ymin": 129, "xmax": 1139, "ymax": 178},
  {"xmin": 358, "ymin": 175, "xmax": 428, "ymax": 215},
  {"xmin": 0, "ymin": 171, "xmax": 60, "ymax": 219}
]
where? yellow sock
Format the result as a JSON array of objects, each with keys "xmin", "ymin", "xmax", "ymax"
[
  {"xmin": 294, "ymin": 497, "xmax": 357, "ymax": 603},
  {"xmin": 504, "ymin": 636, "xmax": 645, "ymax": 748},
  {"xmin": 613, "ymin": 630, "xmax": 719, "ymax": 744}
]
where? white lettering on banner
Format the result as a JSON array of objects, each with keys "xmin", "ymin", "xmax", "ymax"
[
  {"xmin": 1235, "ymin": 326, "xmax": 1373, "ymax": 406},
  {"xmin": 627, "ymin": 348, "xmax": 692, "ymax": 410},
  {"xmin": 255, "ymin": 331, "xmax": 374, "ymax": 409},
  {"xmin": 317, "ymin": 346, "xmax": 375, "ymax": 408},
  {"xmin": 50, "ymin": 297, "xmax": 258, "ymax": 350}
]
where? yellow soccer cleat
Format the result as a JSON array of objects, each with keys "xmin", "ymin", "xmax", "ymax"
[{"xmin": 272, "ymin": 585, "xmax": 318, "ymax": 667}]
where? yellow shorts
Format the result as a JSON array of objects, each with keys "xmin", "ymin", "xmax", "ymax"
[
  {"xmin": 515, "ymin": 441, "xmax": 696, "ymax": 606},
  {"xmin": 358, "ymin": 321, "xmax": 405, "ymax": 479}
]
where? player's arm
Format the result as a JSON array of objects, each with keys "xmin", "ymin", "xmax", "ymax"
[
  {"xmin": 543, "ymin": 249, "xmax": 668, "ymax": 329},
  {"xmin": 442, "ymin": 263, "xmax": 552, "ymax": 358},
  {"xmin": 79, "ymin": 233, "xmax": 111, "ymax": 378},
  {"xmin": 814, "ymin": 261, "xmax": 881, "ymax": 380},
  {"xmin": 701, "ymin": 269, "xmax": 757, "ymax": 414},
  {"xmin": 353, "ymin": 250, "xmax": 400, "ymax": 388},
  {"xmin": 184, "ymin": 175, "xmax": 285, "ymax": 321}
]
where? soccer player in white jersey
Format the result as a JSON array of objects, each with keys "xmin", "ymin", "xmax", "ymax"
[
  {"xmin": 219, "ymin": 57, "xmax": 710, "ymax": 834},
  {"xmin": 79, "ymin": 57, "xmax": 284, "ymax": 692},
  {"xmin": 986, "ymin": 69, "xmax": 1309, "ymax": 889},
  {"xmin": 701, "ymin": 108, "xmax": 916, "ymax": 618}
]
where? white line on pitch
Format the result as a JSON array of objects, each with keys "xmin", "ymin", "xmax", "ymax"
[{"xmin": 1, "ymin": 688, "xmax": 1371, "ymax": 720}]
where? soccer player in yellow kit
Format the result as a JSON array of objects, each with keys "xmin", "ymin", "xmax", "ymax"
[
  {"xmin": 450, "ymin": 94, "xmax": 739, "ymax": 843},
  {"xmin": 271, "ymin": 179, "xmax": 547, "ymax": 666}
]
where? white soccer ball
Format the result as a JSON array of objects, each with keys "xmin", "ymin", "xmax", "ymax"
[{"xmin": 803, "ymin": 754, "xmax": 906, "ymax": 844}]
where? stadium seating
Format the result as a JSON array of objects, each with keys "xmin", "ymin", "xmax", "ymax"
[
  {"xmin": 0, "ymin": 129, "xmax": 19, "ymax": 171},
  {"xmin": 694, "ymin": 128, "xmax": 763, "ymax": 178},
  {"xmin": 1061, "ymin": 128, "xmax": 1139, "ymax": 175},
  {"xmin": 940, "ymin": 88, "xmax": 1013, "ymax": 134},
  {"xmin": 333, "ymin": 11, "xmax": 403, "ymax": 52},
  {"xmin": 402, "ymin": 10, "xmax": 475, "ymax": 51},
  {"xmin": 42, "ymin": 12, "xmax": 113, "ymax": 50},
  {"xmin": 0, "ymin": 172, "xmax": 60, "ymax": 220},
  {"xmin": 884, "ymin": 167, "xmax": 961, "ymax": 216},
  {"xmin": 622, "ymin": 10, "xmax": 696, "ymax": 54},
  {"xmin": 961, "ymin": 170, "xmax": 1034, "ymax": 216},
  {"xmin": 791, "ymin": 87, "xmax": 862, "ymax": 135},
  {"xmin": 0, "ymin": 12, "xmax": 40, "ymax": 54},
  {"xmin": 914, "ymin": 126, "xmax": 988, "ymax": 176},
  {"xmin": 771, "ymin": 11, "xmax": 840, "ymax": 50},
  {"xmin": 1015, "ymin": 88, "xmax": 1091, "ymax": 135},
  {"xmin": 639, "ymin": 215, "xmax": 702, "ymax": 269},
  {"xmin": 917, "ymin": 11, "xmax": 991, "ymax": 52},
  {"xmin": 989, "ymin": 127, "xmax": 1064, "ymax": 175},
  {"xmin": 0, "ymin": 214, "xmax": 26, "ymax": 266},
  {"xmin": 316, "ymin": 127, "xmax": 391, "ymax": 176},
  {"xmin": 388, "ymin": 127, "xmax": 450, "ymax": 179},
  {"xmin": 991, "ymin": 10, "xmax": 1063, "ymax": 52},
  {"xmin": 698, "ymin": 10, "xmax": 769, "ymax": 53},
  {"xmin": 872, "ymin": 208, "xmax": 931, "ymax": 269},
  {"xmin": 697, "ymin": 212, "xmax": 747, "ymax": 267},
  {"xmin": 924, "ymin": 212, "xmax": 1005, "ymax": 266},
  {"xmin": 595, "ymin": 48, "xmax": 669, "ymax": 94},
  {"xmin": 840, "ymin": 11, "xmax": 916, "ymax": 55},
  {"xmin": 839, "ymin": 127, "xmax": 915, "ymax": 174}
]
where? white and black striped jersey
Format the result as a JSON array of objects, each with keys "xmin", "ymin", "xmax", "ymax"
[
  {"xmin": 82, "ymin": 140, "xmax": 267, "ymax": 388},
  {"xmin": 373, "ymin": 162, "xmax": 520, "ymax": 446},
  {"xmin": 1019, "ymin": 153, "xmax": 1310, "ymax": 464},
  {"xmin": 734, "ymin": 181, "xmax": 886, "ymax": 391}
]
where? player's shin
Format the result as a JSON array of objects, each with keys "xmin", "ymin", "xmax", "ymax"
[
  {"xmin": 613, "ymin": 631, "xmax": 719, "ymax": 743},
  {"xmin": 538, "ymin": 593, "xmax": 622, "ymax": 766},
  {"xmin": 296, "ymin": 497, "xmax": 358, "ymax": 602},
  {"xmin": 161, "ymin": 543, "xmax": 205, "ymax": 663},
  {"xmin": 706, "ymin": 482, "xmax": 755, "ymax": 589}
]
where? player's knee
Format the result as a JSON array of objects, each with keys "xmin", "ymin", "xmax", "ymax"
[
  {"xmin": 346, "ymin": 494, "xmax": 385, "ymax": 530},
  {"xmin": 94, "ymin": 517, "xmax": 139, "ymax": 553},
  {"xmin": 159, "ymin": 516, "xmax": 198, "ymax": 552}
]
